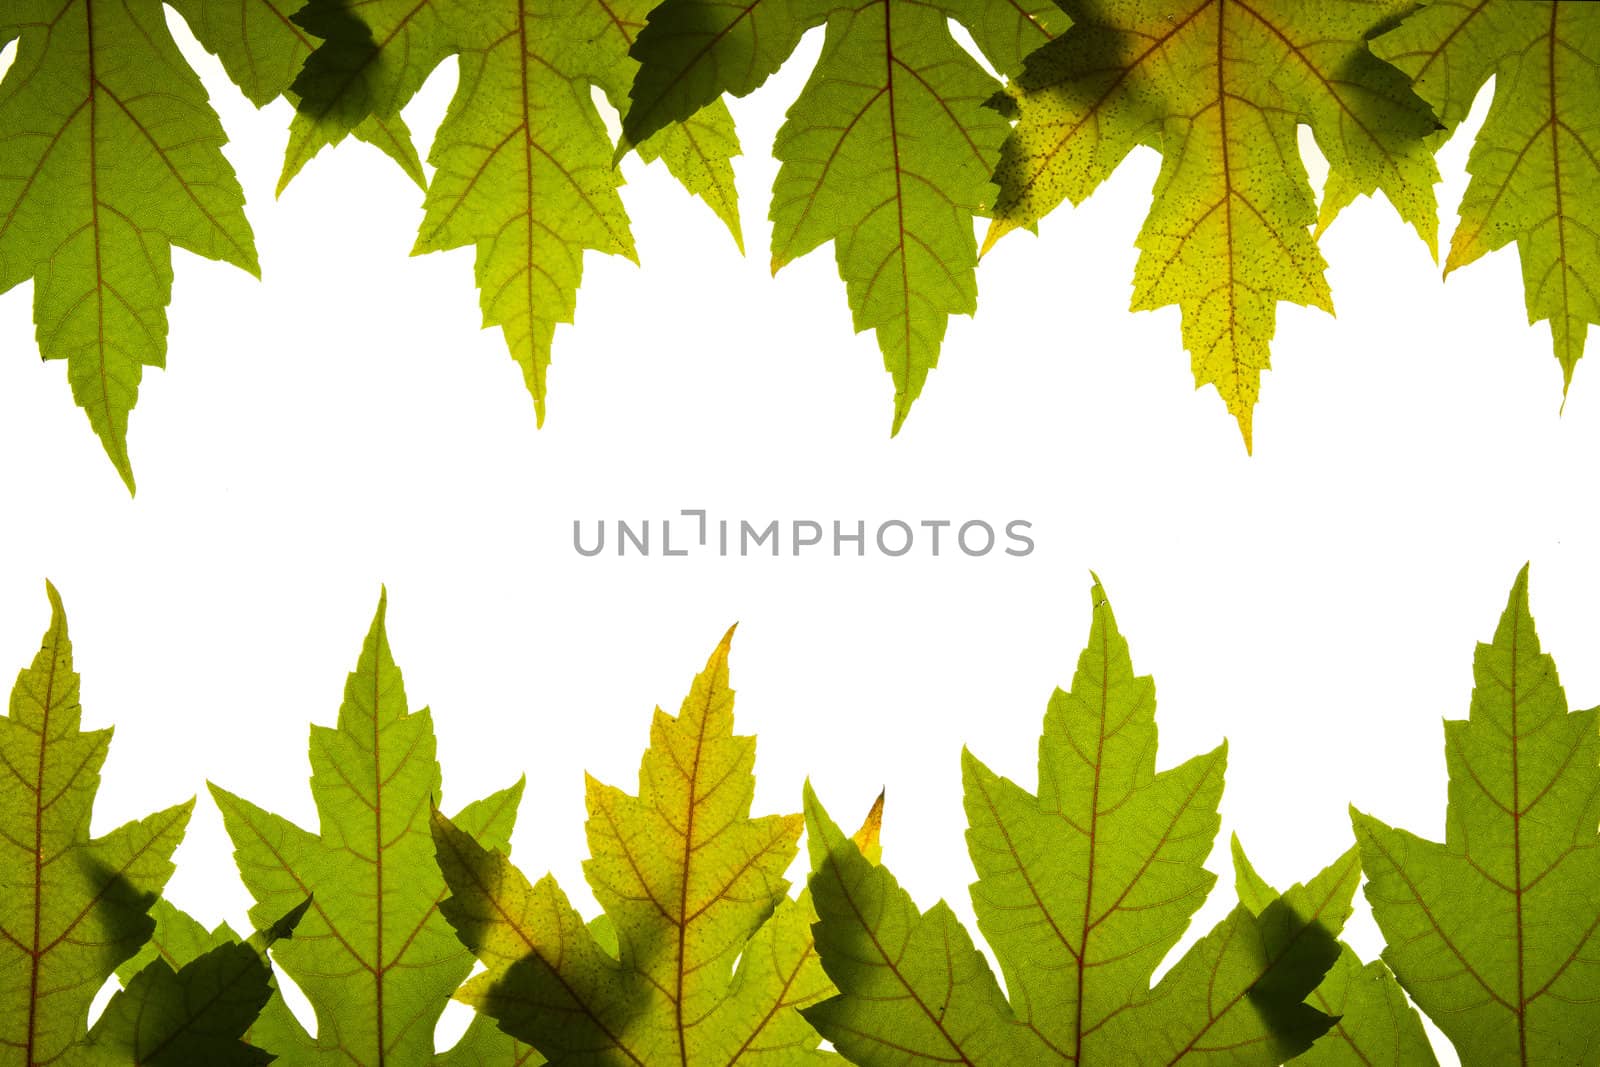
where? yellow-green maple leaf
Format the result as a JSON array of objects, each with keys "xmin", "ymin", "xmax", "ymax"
[
  {"xmin": 1354, "ymin": 566, "xmax": 1600, "ymax": 1065},
  {"xmin": 802, "ymin": 579, "xmax": 1349, "ymax": 1065},
  {"xmin": 0, "ymin": 0, "xmax": 259, "ymax": 492},
  {"xmin": 990, "ymin": 0, "xmax": 1441, "ymax": 449},
  {"xmin": 0, "ymin": 583, "xmax": 193, "ymax": 1065},
  {"xmin": 432, "ymin": 626, "xmax": 834, "ymax": 1064},
  {"xmin": 624, "ymin": 0, "xmax": 1067, "ymax": 433},
  {"xmin": 1373, "ymin": 0, "xmax": 1600, "ymax": 399},
  {"xmin": 284, "ymin": 0, "xmax": 741, "ymax": 423},
  {"xmin": 208, "ymin": 591, "xmax": 526, "ymax": 1066}
]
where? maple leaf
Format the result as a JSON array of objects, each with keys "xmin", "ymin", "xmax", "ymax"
[
  {"xmin": 207, "ymin": 590, "xmax": 527, "ymax": 1065},
  {"xmin": 163, "ymin": 0, "xmax": 426, "ymax": 192},
  {"xmin": 1373, "ymin": 0, "xmax": 1600, "ymax": 400},
  {"xmin": 282, "ymin": 0, "xmax": 742, "ymax": 424},
  {"xmin": 74, "ymin": 898, "xmax": 311, "ymax": 1066},
  {"xmin": 1231, "ymin": 837, "xmax": 1437, "ymax": 1066},
  {"xmin": 988, "ymin": 0, "xmax": 1441, "ymax": 450},
  {"xmin": 0, "ymin": 583, "xmax": 194, "ymax": 1066},
  {"xmin": 0, "ymin": 1, "xmax": 260, "ymax": 493},
  {"xmin": 622, "ymin": 0, "xmax": 1068, "ymax": 433},
  {"xmin": 431, "ymin": 625, "xmax": 835, "ymax": 1064},
  {"xmin": 1353, "ymin": 565, "xmax": 1600, "ymax": 1065},
  {"xmin": 802, "ymin": 578, "xmax": 1348, "ymax": 1064}
]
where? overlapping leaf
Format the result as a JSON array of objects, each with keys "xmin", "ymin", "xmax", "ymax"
[
  {"xmin": 0, "ymin": 0, "xmax": 260, "ymax": 492},
  {"xmin": 1354, "ymin": 566, "xmax": 1600, "ymax": 1065},
  {"xmin": 803, "ymin": 578, "xmax": 1347, "ymax": 1064},
  {"xmin": 164, "ymin": 0, "xmax": 425, "ymax": 191},
  {"xmin": 1231, "ymin": 838, "xmax": 1437, "ymax": 1066},
  {"xmin": 74, "ymin": 898, "xmax": 310, "ymax": 1066},
  {"xmin": 624, "ymin": 0, "xmax": 1068, "ymax": 432},
  {"xmin": 285, "ymin": 0, "xmax": 740, "ymax": 423},
  {"xmin": 990, "ymin": 0, "xmax": 1441, "ymax": 449},
  {"xmin": 1374, "ymin": 0, "xmax": 1600, "ymax": 399},
  {"xmin": 0, "ymin": 583, "xmax": 194, "ymax": 1066},
  {"xmin": 208, "ymin": 590, "xmax": 528, "ymax": 1065},
  {"xmin": 432, "ymin": 626, "xmax": 833, "ymax": 1063}
]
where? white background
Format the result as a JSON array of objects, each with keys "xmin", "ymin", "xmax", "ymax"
[{"xmin": 3, "ymin": 12, "xmax": 1599, "ymax": 1063}]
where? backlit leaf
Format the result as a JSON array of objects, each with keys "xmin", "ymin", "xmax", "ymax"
[
  {"xmin": 0, "ymin": 583, "xmax": 193, "ymax": 1065},
  {"xmin": 989, "ymin": 0, "xmax": 1441, "ymax": 449},
  {"xmin": 624, "ymin": 0, "xmax": 1068, "ymax": 432},
  {"xmin": 208, "ymin": 589, "xmax": 526, "ymax": 1065},
  {"xmin": 803, "ymin": 578, "xmax": 1346, "ymax": 1064},
  {"xmin": 284, "ymin": 0, "xmax": 741, "ymax": 423},
  {"xmin": 433, "ymin": 625, "xmax": 833, "ymax": 1064},
  {"xmin": 0, "ymin": 0, "xmax": 259, "ymax": 491},
  {"xmin": 1373, "ymin": 0, "xmax": 1600, "ymax": 400},
  {"xmin": 1353, "ymin": 565, "xmax": 1600, "ymax": 1065}
]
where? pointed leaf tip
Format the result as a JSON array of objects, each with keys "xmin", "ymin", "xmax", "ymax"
[
  {"xmin": 260, "ymin": 896, "xmax": 314, "ymax": 946},
  {"xmin": 890, "ymin": 399, "xmax": 910, "ymax": 437},
  {"xmin": 850, "ymin": 790, "xmax": 886, "ymax": 864},
  {"xmin": 115, "ymin": 458, "xmax": 137, "ymax": 496}
]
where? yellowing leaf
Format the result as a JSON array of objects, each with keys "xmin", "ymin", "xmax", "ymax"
[
  {"xmin": 803, "ymin": 578, "xmax": 1347, "ymax": 1064},
  {"xmin": 990, "ymin": 0, "xmax": 1441, "ymax": 449},
  {"xmin": 1374, "ymin": 0, "xmax": 1600, "ymax": 397},
  {"xmin": 0, "ymin": 583, "xmax": 194, "ymax": 1065},
  {"xmin": 208, "ymin": 590, "xmax": 526, "ymax": 1065},
  {"xmin": 1354, "ymin": 565, "xmax": 1600, "ymax": 1065},
  {"xmin": 625, "ymin": 0, "xmax": 1067, "ymax": 432},
  {"xmin": 0, "ymin": 0, "xmax": 259, "ymax": 492},
  {"xmin": 285, "ymin": 0, "xmax": 740, "ymax": 422},
  {"xmin": 433, "ymin": 626, "xmax": 833, "ymax": 1064}
]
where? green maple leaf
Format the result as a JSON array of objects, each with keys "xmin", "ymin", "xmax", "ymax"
[
  {"xmin": 282, "ymin": 0, "xmax": 741, "ymax": 424},
  {"xmin": 1353, "ymin": 565, "xmax": 1600, "ymax": 1065},
  {"xmin": 431, "ymin": 625, "xmax": 834, "ymax": 1064},
  {"xmin": 989, "ymin": 0, "xmax": 1441, "ymax": 450},
  {"xmin": 802, "ymin": 578, "xmax": 1347, "ymax": 1064},
  {"xmin": 162, "ymin": 0, "xmax": 426, "ymax": 193},
  {"xmin": 0, "ymin": 1, "xmax": 261, "ymax": 493},
  {"xmin": 74, "ymin": 898, "xmax": 311, "ymax": 1066},
  {"xmin": 208, "ymin": 590, "xmax": 527, "ymax": 1066},
  {"xmin": 622, "ymin": 0, "xmax": 1067, "ymax": 433},
  {"xmin": 0, "ymin": 583, "xmax": 194, "ymax": 1066},
  {"xmin": 1231, "ymin": 838, "xmax": 1437, "ymax": 1066},
  {"xmin": 1373, "ymin": 0, "xmax": 1600, "ymax": 401}
]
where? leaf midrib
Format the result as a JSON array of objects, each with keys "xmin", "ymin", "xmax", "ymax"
[
  {"xmin": 23, "ymin": 608, "xmax": 64, "ymax": 1067},
  {"xmin": 1545, "ymin": 3, "xmax": 1574, "ymax": 374},
  {"xmin": 1073, "ymin": 615, "xmax": 1111, "ymax": 1064},
  {"xmin": 1509, "ymin": 586, "xmax": 1527, "ymax": 1065},
  {"xmin": 371, "ymin": 658, "xmax": 388, "ymax": 1067},
  {"xmin": 675, "ymin": 687, "xmax": 713, "ymax": 1067}
]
